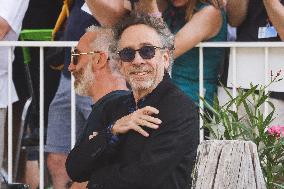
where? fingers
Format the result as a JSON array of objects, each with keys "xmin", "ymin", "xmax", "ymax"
[
  {"xmin": 139, "ymin": 106, "xmax": 159, "ymax": 115},
  {"xmin": 139, "ymin": 114, "xmax": 162, "ymax": 125},
  {"xmin": 132, "ymin": 125, "xmax": 149, "ymax": 137},
  {"xmin": 111, "ymin": 106, "xmax": 161, "ymax": 137},
  {"xmin": 135, "ymin": 118, "xmax": 159, "ymax": 130}
]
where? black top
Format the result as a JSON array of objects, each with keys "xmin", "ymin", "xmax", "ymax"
[
  {"xmin": 67, "ymin": 74, "xmax": 200, "ymax": 189},
  {"xmin": 237, "ymin": 0, "xmax": 284, "ymax": 42},
  {"xmin": 66, "ymin": 90, "xmax": 131, "ymax": 181}
]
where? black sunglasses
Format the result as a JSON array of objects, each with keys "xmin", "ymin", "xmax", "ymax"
[
  {"xmin": 71, "ymin": 48, "xmax": 101, "ymax": 65},
  {"xmin": 117, "ymin": 45, "xmax": 166, "ymax": 62}
]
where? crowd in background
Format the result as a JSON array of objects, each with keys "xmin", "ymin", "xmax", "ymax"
[{"xmin": 0, "ymin": 0, "xmax": 283, "ymax": 188}]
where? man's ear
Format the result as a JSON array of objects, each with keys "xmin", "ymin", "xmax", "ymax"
[
  {"xmin": 162, "ymin": 50, "xmax": 170, "ymax": 70},
  {"xmin": 92, "ymin": 52, "xmax": 108, "ymax": 71}
]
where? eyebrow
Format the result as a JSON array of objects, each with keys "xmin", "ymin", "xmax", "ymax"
[
  {"xmin": 121, "ymin": 42, "xmax": 157, "ymax": 49},
  {"xmin": 140, "ymin": 42, "xmax": 154, "ymax": 46}
]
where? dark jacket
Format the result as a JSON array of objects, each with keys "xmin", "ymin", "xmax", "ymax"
[
  {"xmin": 66, "ymin": 90, "xmax": 131, "ymax": 181},
  {"xmin": 67, "ymin": 74, "xmax": 200, "ymax": 189}
]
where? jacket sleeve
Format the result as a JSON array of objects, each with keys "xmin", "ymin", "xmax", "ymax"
[
  {"xmin": 65, "ymin": 130, "xmax": 113, "ymax": 182},
  {"xmin": 88, "ymin": 107, "xmax": 200, "ymax": 189}
]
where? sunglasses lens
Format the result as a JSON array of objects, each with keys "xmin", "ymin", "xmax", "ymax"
[
  {"xmin": 139, "ymin": 46, "xmax": 156, "ymax": 59},
  {"xmin": 71, "ymin": 53, "xmax": 77, "ymax": 65},
  {"xmin": 119, "ymin": 48, "xmax": 135, "ymax": 62},
  {"xmin": 73, "ymin": 56, "xmax": 78, "ymax": 65},
  {"xmin": 71, "ymin": 48, "xmax": 79, "ymax": 65}
]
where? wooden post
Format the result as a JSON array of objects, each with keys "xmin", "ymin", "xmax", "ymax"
[{"xmin": 192, "ymin": 140, "xmax": 266, "ymax": 189}]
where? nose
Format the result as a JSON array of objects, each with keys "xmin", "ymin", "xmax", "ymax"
[
  {"xmin": 68, "ymin": 62, "xmax": 76, "ymax": 72},
  {"xmin": 131, "ymin": 51, "xmax": 145, "ymax": 66}
]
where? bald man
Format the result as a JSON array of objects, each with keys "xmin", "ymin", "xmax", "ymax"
[{"xmin": 65, "ymin": 27, "xmax": 130, "ymax": 188}]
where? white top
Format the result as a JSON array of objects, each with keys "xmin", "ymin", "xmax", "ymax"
[{"xmin": 0, "ymin": 0, "xmax": 29, "ymax": 108}]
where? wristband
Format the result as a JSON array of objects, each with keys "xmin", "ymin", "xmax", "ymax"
[{"xmin": 107, "ymin": 124, "xmax": 119, "ymax": 144}]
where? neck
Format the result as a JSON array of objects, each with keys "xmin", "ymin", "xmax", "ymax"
[
  {"xmin": 91, "ymin": 75, "xmax": 128, "ymax": 103},
  {"xmin": 133, "ymin": 72, "xmax": 166, "ymax": 103},
  {"xmin": 133, "ymin": 89, "xmax": 152, "ymax": 104},
  {"xmin": 133, "ymin": 81, "xmax": 159, "ymax": 104}
]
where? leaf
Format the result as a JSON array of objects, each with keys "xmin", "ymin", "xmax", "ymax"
[
  {"xmin": 236, "ymin": 85, "xmax": 258, "ymax": 107},
  {"xmin": 243, "ymin": 100, "xmax": 254, "ymax": 125},
  {"xmin": 200, "ymin": 96, "xmax": 220, "ymax": 117},
  {"xmin": 256, "ymin": 95, "xmax": 269, "ymax": 108},
  {"xmin": 272, "ymin": 183, "xmax": 284, "ymax": 189},
  {"xmin": 267, "ymin": 100, "xmax": 275, "ymax": 110},
  {"xmin": 213, "ymin": 95, "xmax": 220, "ymax": 112},
  {"xmin": 219, "ymin": 82, "xmax": 234, "ymax": 100},
  {"xmin": 237, "ymin": 123, "xmax": 254, "ymax": 140},
  {"xmin": 202, "ymin": 123, "xmax": 219, "ymax": 139},
  {"xmin": 263, "ymin": 111, "xmax": 275, "ymax": 128},
  {"xmin": 228, "ymin": 110, "xmax": 239, "ymax": 121}
]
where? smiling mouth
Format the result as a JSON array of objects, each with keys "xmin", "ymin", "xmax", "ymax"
[{"xmin": 131, "ymin": 71, "xmax": 150, "ymax": 76}]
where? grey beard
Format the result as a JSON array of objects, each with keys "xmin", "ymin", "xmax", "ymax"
[{"xmin": 74, "ymin": 62, "xmax": 95, "ymax": 96}]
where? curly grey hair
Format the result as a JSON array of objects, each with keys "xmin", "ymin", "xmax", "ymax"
[{"xmin": 111, "ymin": 13, "xmax": 175, "ymax": 70}]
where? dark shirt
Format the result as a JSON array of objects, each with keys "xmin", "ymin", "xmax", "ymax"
[
  {"xmin": 62, "ymin": 0, "xmax": 100, "ymax": 78},
  {"xmin": 237, "ymin": 0, "xmax": 284, "ymax": 42},
  {"xmin": 75, "ymin": 74, "xmax": 199, "ymax": 189},
  {"xmin": 66, "ymin": 90, "xmax": 131, "ymax": 181}
]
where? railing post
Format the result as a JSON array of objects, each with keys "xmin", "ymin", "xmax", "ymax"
[
  {"xmin": 8, "ymin": 46, "xmax": 13, "ymax": 183},
  {"xmin": 199, "ymin": 47, "xmax": 204, "ymax": 143},
  {"xmin": 71, "ymin": 75, "xmax": 76, "ymax": 149},
  {"xmin": 39, "ymin": 47, "xmax": 44, "ymax": 189},
  {"xmin": 232, "ymin": 47, "xmax": 237, "ymax": 111},
  {"xmin": 264, "ymin": 47, "xmax": 269, "ymax": 118}
]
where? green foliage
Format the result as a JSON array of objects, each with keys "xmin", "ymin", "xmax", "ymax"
[{"xmin": 201, "ymin": 73, "xmax": 284, "ymax": 188}]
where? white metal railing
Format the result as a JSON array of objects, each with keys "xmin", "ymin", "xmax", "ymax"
[{"xmin": 0, "ymin": 41, "xmax": 284, "ymax": 188}]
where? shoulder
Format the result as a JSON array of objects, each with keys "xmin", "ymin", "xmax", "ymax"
[
  {"xmin": 195, "ymin": 2, "xmax": 225, "ymax": 18},
  {"xmin": 159, "ymin": 82, "xmax": 199, "ymax": 119},
  {"xmin": 101, "ymin": 90, "xmax": 132, "ymax": 122},
  {"xmin": 102, "ymin": 90, "xmax": 131, "ymax": 111}
]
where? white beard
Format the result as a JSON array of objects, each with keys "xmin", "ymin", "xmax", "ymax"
[
  {"xmin": 126, "ymin": 65, "xmax": 156, "ymax": 91},
  {"xmin": 128, "ymin": 77, "xmax": 155, "ymax": 91},
  {"xmin": 74, "ymin": 62, "xmax": 94, "ymax": 96}
]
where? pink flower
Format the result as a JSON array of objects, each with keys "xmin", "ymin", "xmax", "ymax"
[{"xmin": 267, "ymin": 125, "xmax": 284, "ymax": 138}]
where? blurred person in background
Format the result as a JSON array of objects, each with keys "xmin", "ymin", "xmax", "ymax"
[
  {"xmin": 0, "ymin": 0, "xmax": 29, "ymax": 187},
  {"xmin": 11, "ymin": 0, "xmax": 63, "ymax": 188},
  {"xmin": 66, "ymin": 27, "xmax": 130, "ymax": 188},
  {"xmin": 226, "ymin": 0, "xmax": 284, "ymax": 41}
]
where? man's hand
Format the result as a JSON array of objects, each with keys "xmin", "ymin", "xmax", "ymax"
[
  {"xmin": 0, "ymin": 17, "xmax": 11, "ymax": 40},
  {"xmin": 112, "ymin": 106, "xmax": 161, "ymax": 137},
  {"xmin": 69, "ymin": 181, "xmax": 88, "ymax": 189}
]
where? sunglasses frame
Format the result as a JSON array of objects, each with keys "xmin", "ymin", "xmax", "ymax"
[
  {"xmin": 71, "ymin": 47, "xmax": 102, "ymax": 65},
  {"xmin": 117, "ymin": 45, "xmax": 166, "ymax": 62}
]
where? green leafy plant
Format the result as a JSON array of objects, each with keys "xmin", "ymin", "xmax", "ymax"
[{"xmin": 201, "ymin": 71, "xmax": 284, "ymax": 188}]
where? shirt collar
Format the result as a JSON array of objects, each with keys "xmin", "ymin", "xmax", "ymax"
[
  {"xmin": 91, "ymin": 90, "xmax": 130, "ymax": 109},
  {"xmin": 133, "ymin": 73, "xmax": 173, "ymax": 108}
]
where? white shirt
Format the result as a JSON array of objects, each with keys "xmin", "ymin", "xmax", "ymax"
[{"xmin": 0, "ymin": 0, "xmax": 29, "ymax": 108}]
